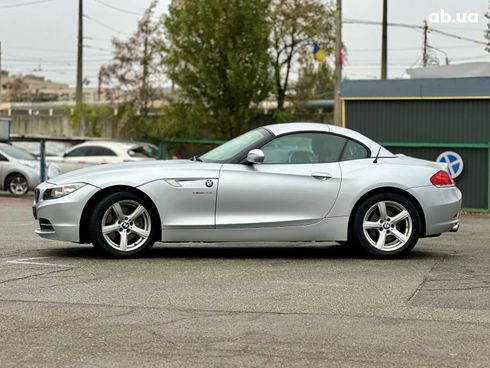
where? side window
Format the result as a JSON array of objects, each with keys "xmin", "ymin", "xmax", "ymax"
[
  {"xmin": 341, "ymin": 140, "xmax": 369, "ymax": 161},
  {"xmin": 87, "ymin": 146, "xmax": 117, "ymax": 156},
  {"xmin": 260, "ymin": 132, "xmax": 347, "ymax": 164},
  {"xmin": 65, "ymin": 146, "xmax": 90, "ymax": 157},
  {"xmin": 0, "ymin": 153, "xmax": 8, "ymax": 161}
]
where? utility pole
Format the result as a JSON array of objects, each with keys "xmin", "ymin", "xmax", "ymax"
[
  {"xmin": 76, "ymin": 0, "xmax": 84, "ymax": 103},
  {"xmin": 423, "ymin": 20, "xmax": 428, "ymax": 67},
  {"xmin": 381, "ymin": 0, "xmax": 387, "ymax": 79},
  {"xmin": 333, "ymin": 0, "xmax": 342, "ymax": 126}
]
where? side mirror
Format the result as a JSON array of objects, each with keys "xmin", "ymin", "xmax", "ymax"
[{"xmin": 246, "ymin": 149, "xmax": 264, "ymax": 164}]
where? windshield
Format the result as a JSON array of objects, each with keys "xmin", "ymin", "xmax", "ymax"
[
  {"xmin": 0, "ymin": 144, "xmax": 36, "ymax": 160},
  {"xmin": 128, "ymin": 144, "xmax": 158, "ymax": 158},
  {"xmin": 200, "ymin": 129, "xmax": 269, "ymax": 162}
]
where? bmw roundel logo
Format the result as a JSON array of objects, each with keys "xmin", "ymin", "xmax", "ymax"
[{"xmin": 205, "ymin": 180, "xmax": 213, "ymax": 188}]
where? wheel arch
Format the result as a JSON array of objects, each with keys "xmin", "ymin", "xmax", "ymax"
[
  {"xmin": 79, "ymin": 185, "xmax": 162, "ymax": 243},
  {"xmin": 4, "ymin": 171, "xmax": 30, "ymax": 192},
  {"xmin": 347, "ymin": 187, "xmax": 426, "ymax": 240}
]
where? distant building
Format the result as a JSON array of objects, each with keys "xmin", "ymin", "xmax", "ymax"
[
  {"xmin": 0, "ymin": 71, "xmax": 102, "ymax": 102},
  {"xmin": 407, "ymin": 62, "xmax": 490, "ymax": 79}
]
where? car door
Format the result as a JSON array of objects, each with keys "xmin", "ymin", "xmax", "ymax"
[
  {"xmin": 0, "ymin": 152, "xmax": 8, "ymax": 189},
  {"xmin": 59, "ymin": 146, "xmax": 91, "ymax": 172},
  {"xmin": 216, "ymin": 132, "xmax": 345, "ymax": 228},
  {"xmin": 84, "ymin": 146, "xmax": 119, "ymax": 166}
]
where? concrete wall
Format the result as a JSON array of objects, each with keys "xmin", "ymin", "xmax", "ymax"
[{"xmin": 10, "ymin": 115, "xmax": 118, "ymax": 139}]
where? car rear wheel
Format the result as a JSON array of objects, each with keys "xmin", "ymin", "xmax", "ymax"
[
  {"xmin": 88, "ymin": 191, "xmax": 157, "ymax": 258},
  {"xmin": 352, "ymin": 193, "xmax": 421, "ymax": 258},
  {"xmin": 7, "ymin": 174, "xmax": 29, "ymax": 196}
]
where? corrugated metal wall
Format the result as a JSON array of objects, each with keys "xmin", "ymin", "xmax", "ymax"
[
  {"xmin": 344, "ymin": 99, "xmax": 490, "ymax": 209},
  {"xmin": 345, "ymin": 100, "xmax": 490, "ymax": 144}
]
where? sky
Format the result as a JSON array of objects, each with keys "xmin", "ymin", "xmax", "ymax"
[{"xmin": 0, "ymin": 0, "xmax": 488, "ymax": 86}]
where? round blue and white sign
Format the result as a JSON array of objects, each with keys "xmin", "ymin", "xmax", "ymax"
[{"xmin": 436, "ymin": 151, "xmax": 463, "ymax": 179}]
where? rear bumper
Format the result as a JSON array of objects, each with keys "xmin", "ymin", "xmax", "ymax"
[{"xmin": 408, "ymin": 186, "xmax": 462, "ymax": 237}]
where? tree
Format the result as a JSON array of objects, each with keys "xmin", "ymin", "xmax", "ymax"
[
  {"xmin": 270, "ymin": 0, "xmax": 335, "ymax": 111},
  {"xmin": 485, "ymin": 1, "xmax": 490, "ymax": 53},
  {"xmin": 163, "ymin": 0, "xmax": 272, "ymax": 139},
  {"xmin": 100, "ymin": 1, "xmax": 164, "ymax": 116},
  {"xmin": 294, "ymin": 51, "xmax": 334, "ymax": 109},
  {"xmin": 5, "ymin": 77, "xmax": 31, "ymax": 102}
]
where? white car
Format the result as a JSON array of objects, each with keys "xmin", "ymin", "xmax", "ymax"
[
  {"xmin": 0, "ymin": 143, "xmax": 62, "ymax": 195},
  {"xmin": 48, "ymin": 141, "xmax": 157, "ymax": 172}
]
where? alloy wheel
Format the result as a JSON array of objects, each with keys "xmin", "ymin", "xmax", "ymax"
[
  {"xmin": 101, "ymin": 200, "xmax": 152, "ymax": 252},
  {"xmin": 9, "ymin": 176, "xmax": 28, "ymax": 195},
  {"xmin": 362, "ymin": 200, "xmax": 413, "ymax": 252}
]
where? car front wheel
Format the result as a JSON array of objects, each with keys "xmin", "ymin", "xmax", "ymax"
[
  {"xmin": 88, "ymin": 191, "xmax": 158, "ymax": 258},
  {"xmin": 7, "ymin": 174, "xmax": 29, "ymax": 196},
  {"xmin": 352, "ymin": 193, "xmax": 421, "ymax": 258}
]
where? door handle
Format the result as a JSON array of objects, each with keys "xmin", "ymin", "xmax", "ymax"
[{"xmin": 311, "ymin": 172, "xmax": 332, "ymax": 181}]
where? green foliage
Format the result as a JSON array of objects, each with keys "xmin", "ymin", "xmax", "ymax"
[
  {"xmin": 69, "ymin": 103, "xmax": 116, "ymax": 137},
  {"xmin": 269, "ymin": 0, "xmax": 335, "ymax": 110},
  {"xmin": 294, "ymin": 52, "xmax": 335, "ymax": 109},
  {"xmin": 486, "ymin": 1, "xmax": 490, "ymax": 53},
  {"xmin": 100, "ymin": 1, "xmax": 164, "ymax": 116},
  {"xmin": 162, "ymin": 0, "xmax": 273, "ymax": 139}
]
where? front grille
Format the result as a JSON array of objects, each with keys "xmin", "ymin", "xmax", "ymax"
[{"xmin": 39, "ymin": 218, "xmax": 54, "ymax": 231}]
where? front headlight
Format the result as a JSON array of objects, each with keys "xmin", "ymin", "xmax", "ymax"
[{"xmin": 43, "ymin": 183, "xmax": 86, "ymax": 200}]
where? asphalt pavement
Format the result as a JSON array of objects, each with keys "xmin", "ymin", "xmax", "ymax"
[{"xmin": 1, "ymin": 195, "xmax": 489, "ymax": 367}]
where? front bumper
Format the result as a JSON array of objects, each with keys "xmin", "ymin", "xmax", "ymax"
[
  {"xmin": 408, "ymin": 185, "xmax": 462, "ymax": 237},
  {"xmin": 33, "ymin": 182, "xmax": 100, "ymax": 242}
]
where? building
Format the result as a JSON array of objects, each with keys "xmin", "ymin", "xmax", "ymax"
[{"xmin": 341, "ymin": 77, "xmax": 490, "ymax": 210}]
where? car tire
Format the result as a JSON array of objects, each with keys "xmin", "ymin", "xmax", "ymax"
[
  {"xmin": 88, "ymin": 191, "xmax": 158, "ymax": 258},
  {"xmin": 6, "ymin": 173, "xmax": 29, "ymax": 196},
  {"xmin": 352, "ymin": 193, "xmax": 421, "ymax": 258}
]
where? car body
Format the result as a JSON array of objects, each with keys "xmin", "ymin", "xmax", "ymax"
[
  {"xmin": 47, "ymin": 141, "xmax": 157, "ymax": 173},
  {"xmin": 0, "ymin": 143, "xmax": 62, "ymax": 195},
  {"xmin": 33, "ymin": 123, "xmax": 462, "ymax": 258}
]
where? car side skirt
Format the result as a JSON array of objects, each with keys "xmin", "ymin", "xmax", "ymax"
[{"xmin": 161, "ymin": 216, "xmax": 349, "ymax": 242}]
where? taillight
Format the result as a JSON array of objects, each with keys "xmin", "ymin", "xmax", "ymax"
[{"xmin": 430, "ymin": 170, "xmax": 454, "ymax": 187}]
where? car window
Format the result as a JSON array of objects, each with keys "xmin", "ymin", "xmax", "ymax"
[
  {"xmin": 200, "ymin": 129, "xmax": 269, "ymax": 162},
  {"xmin": 261, "ymin": 132, "xmax": 347, "ymax": 164},
  {"xmin": 87, "ymin": 146, "xmax": 117, "ymax": 156},
  {"xmin": 0, "ymin": 144, "xmax": 36, "ymax": 160},
  {"xmin": 341, "ymin": 140, "xmax": 369, "ymax": 161},
  {"xmin": 128, "ymin": 145, "xmax": 157, "ymax": 158},
  {"xmin": 0, "ymin": 153, "xmax": 8, "ymax": 161},
  {"xmin": 65, "ymin": 146, "xmax": 90, "ymax": 157}
]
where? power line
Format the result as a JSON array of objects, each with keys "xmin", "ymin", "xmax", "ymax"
[
  {"xmin": 83, "ymin": 14, "xmax": 127, "ymax": 35},
  {"xmin": 0, "ymin": 0, "xmax": 55, "ymax": 9},
  {"xmin": 344, "ymin": 18, "xmax": 488, "ymax": 46},
  {"xmin": 92, "ymin": 0, "xmax": 142, "ymax": 16}
]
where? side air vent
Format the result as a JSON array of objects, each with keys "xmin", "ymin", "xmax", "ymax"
[{"xmin": 39, "ymin": 218, "xmax": 54, "ymax": 231}]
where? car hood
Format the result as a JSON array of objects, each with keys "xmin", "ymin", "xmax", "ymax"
[{"xmin": 47, "ymin": 160, "xmax": 223, "ymax": 188}]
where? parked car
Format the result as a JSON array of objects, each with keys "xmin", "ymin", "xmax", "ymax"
[
  {"xmin": 0, "ymin": 143, "xmax": 62, "ymax": 196},
  {"xmin": 33, "ymin": 123, "xmax": 462, "ymax": 258},
  {"xmin": 47, "ymin": 141, "xmax": 158, "ymax": 173},
  {"xmin": 12, "ymin": 141, "xmax": 73, "ymax": 158}
]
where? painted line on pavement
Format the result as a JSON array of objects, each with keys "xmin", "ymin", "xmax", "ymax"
[{"xmin": 5, "ymin": 257, "xmax": 73, "ymax": 268}]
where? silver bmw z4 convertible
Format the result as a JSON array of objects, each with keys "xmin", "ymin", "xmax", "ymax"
[{"xmin": 33, "ymin": 123, "xmax": 462, "ymax": 258}]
